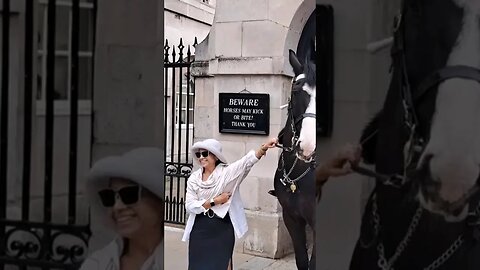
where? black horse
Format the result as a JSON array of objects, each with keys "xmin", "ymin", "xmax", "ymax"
[
  {"xmin": 271, "ymin": 50, "xmax": 316, "ymax": 270},
  {"xmin": 351, "ymin": 0, "xmax": 480, "ymax": 269}
]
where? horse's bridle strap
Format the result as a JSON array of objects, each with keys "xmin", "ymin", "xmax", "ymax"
[
  {"xmin": 294, "ymin": 113, "xmax": 316, "ymax": 127},
  {"xmin": 415, "ymin": 65, "xmax": 480, "ymax": 102}
]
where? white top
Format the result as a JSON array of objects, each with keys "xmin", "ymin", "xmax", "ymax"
[
  {"xmin": 182, "ymin": 150, "xmax": 260, "ymax": 241},
  {"xmin": 79, "ymin": 238, "xmax": 163, "ymax": 270}
]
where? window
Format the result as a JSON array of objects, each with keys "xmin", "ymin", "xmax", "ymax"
[
  {"xmin": 36, "ymin": 0, "xmax": 95, "ymax": 113},
  {"xmin": 174, "ymin": 76, "xmax": 194, "ymax": 128}
]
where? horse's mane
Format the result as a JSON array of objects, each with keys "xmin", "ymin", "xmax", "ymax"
[{"xmin": 303, "ymin": 60, "xmax": 316, "ymax": 87}]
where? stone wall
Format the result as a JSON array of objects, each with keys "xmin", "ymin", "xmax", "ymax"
[{"xmin": 90, "ymin": 0, "xmax": 164, "ymax": 252}]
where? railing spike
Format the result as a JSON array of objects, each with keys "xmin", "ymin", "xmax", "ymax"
[
  {"xmin": 171, "ymin": 47, "xmax": 176, "ymax": 63},
  {"xmin": 178, "ymin": 38, "xmax": 185, "ymax": 63}
]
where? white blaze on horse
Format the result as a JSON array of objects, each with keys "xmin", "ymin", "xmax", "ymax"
[
  {"xmin": 418, "ymin": 0, "xmax": 480, "ymax": 220},
  {"xmin": 298, "ymin": 78, "xmax": 316, "ymax": 160}
]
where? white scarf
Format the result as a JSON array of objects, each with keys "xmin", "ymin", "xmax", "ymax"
[{"xmin": 190, "ymin": 164, "xmax": 244, "ymax": 218}]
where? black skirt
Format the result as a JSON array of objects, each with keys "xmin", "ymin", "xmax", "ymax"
[{"xmin": 188, "ymin": 210, "xmax": 235, "ymax": 270}]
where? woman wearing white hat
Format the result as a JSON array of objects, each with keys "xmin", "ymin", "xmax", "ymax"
[
  {"xmin": 183, "ymin": 137, "xmax": 278, "ymax": 270},
  {"xmin": 80, "ymin": 147, "xmax": 164, "ymax": 270}
]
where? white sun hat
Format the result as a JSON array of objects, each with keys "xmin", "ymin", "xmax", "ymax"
[{"xmin": 191, "ymin": 139, "xmax": 228, "ymax": 164}]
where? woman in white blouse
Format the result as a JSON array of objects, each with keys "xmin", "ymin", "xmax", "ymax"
[{"xmin": 183, "ymin": 138, "xmax": 277, "ymax": 270}]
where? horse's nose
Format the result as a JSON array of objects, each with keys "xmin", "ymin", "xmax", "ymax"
[
  {"xmin": 298, "ymin": 140, "xmax": 315, "ymax": 157},
  {"xmin": 295, "ymin": 142, "xmax": 303, "ymax": 155},
  {"xmin": 418, "ymin": 154, "xmax": 464, "ymax": 204},
  {"xmin": 417, "ymin": 161, "xmax": 441, "ymax": 205},
  {"xmin": 416, "ymin": 153, "xmax": 473, "ymax": 220},
  {"xmin": 294, "ymin": 139, "xmax": 302, "ymax": 151}
]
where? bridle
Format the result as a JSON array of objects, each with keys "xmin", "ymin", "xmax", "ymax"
[
  {"xmin": 355, "ymin": 2, "xmax": 480, "ymax": 269},
  {"xmin": 275, "ymin": 73, "xmax": 316, "ymax": 193}
]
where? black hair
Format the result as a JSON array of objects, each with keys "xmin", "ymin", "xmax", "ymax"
[{"xmin": 303, "ymin": 60, "xmax": 316, "ymax": 88}]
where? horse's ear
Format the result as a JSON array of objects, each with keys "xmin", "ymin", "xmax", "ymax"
[
  {"xmin": 289, "ymin": 49, "xmax": 303, "ymax": 76},
  {"xmin": 360, "ymin": 111, "xmax": 382, "ymax": 164}
]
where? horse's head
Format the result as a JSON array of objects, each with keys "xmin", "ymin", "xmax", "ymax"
[
  {"xmin": 364, "ymin": 0, "xmax": 480, "ymax": 221},
  {"xmin": 287, "ymin": 49, "xmax": 316, "ymax": 162}
]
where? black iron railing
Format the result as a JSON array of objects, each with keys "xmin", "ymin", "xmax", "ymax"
[
  {"xmin": 164, "ymin": 38, "xmax": 197, "ymax": 225},
  {"xmin": 0, "ymin": 0, "xmax": 95, "ymax": 268}
]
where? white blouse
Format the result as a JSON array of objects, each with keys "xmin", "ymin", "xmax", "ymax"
[{"xmin": 182, "ymin": 150, "xmax": 260, "ymax": 241}]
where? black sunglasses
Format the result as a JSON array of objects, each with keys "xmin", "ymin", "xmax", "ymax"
[
  {"xmin": 195, "ymin": 150, "xmax": 210, "ymax": 158},
  {"xmin": 98, "ymin": 185, "xmax": 142, "ymax": 207}
]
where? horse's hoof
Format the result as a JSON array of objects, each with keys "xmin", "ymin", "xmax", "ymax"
[{"xmin": 268, "ymin": 190, "xmax": 277, "ymax": 197}]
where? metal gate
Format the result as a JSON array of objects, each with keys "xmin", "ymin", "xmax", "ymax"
[
  {"xmin": 1, "ymin": 0, "xmax": 95, "ymax": 268},
  {"xmin": 163, "ymin": 38, "xmax": 197, "ymax": 225}
]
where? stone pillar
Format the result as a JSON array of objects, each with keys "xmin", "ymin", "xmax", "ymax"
[
  {"xmin": 192, "ymin": 0, "xmax": 314, "ymax": 259},
  {"xmin": 90, "ymin": 0, "xmax": 164, "ymax": 252}
]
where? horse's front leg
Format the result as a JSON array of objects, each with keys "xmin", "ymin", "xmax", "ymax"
[
  {"xmin": 283, "ymin": 209, "xmax": 309, "ymax": 270},
  {"xmin": 309, "ymin": 240, "xmax": 315, "ymax": 270},
  {"xmin": 307, "ymin": 205, "xmax": 315, "ymax": 269},
  {"xmin": 310, "ymin": 231, "xmax": 317, "ymax": 270}
]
